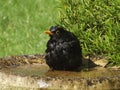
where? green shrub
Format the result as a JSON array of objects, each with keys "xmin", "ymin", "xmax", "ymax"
[{"xmin": 58, "ymin": 0, "xmax": 120, "ymax": 65}]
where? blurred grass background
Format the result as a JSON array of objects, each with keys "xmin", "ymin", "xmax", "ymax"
[{"xmin": 0, "ymin": 0, "xmax": 59, "ymax": 57}]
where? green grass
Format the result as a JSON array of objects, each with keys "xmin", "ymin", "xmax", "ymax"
[
  {"xmin": 58, "ymin": 0, "xmax": 120, "ymax": 65},
  {"xmin": 0, "ymin": 0, "xmax": 59, "ymax": 57}
]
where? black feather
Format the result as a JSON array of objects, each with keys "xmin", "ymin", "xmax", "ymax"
[{"xmin": 45, "ymin": 26, "xmax": 82, "ymax": 71}]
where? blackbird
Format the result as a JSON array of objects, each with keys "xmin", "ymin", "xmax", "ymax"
[{"xmin": 45, "ymin": 26, "xmax": 82, "ymax": 71}]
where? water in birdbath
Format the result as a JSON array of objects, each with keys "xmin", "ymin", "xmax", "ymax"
[{"xmin": 0, "ymin": 55, "xmax": 120, "ymax": 90}]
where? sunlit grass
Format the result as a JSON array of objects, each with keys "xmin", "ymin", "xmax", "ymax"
[
  {"xmin": 0, "ymin": 0, "xmax": 59, "ymax": 57},
  {"xmin": 58, "ymin": 0, "xmax": 120, "ymax": 65}
]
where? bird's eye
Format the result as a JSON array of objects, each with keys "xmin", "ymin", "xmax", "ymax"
[{"xmin": 56, "ymin": 30, "xmax": 59, "ymax": 35}]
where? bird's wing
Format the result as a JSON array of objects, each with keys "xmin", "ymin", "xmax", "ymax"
[{"xmin": 55, "ymin": 40, "xmax": 79, "ymax": 58}]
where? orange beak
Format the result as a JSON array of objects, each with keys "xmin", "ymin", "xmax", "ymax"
[{"xmin": 44, "ymin": 30, "xmax": 53, "ymax": 35}]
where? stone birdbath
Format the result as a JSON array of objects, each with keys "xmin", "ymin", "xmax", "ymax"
[{"xmin": 0, "ymin": 54, "xmax": 120, "ymax": 90}]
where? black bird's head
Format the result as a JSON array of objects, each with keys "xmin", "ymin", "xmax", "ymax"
[{"xmin": 45, "ymin": 26, "xmax": 66, "ymax": 39}]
